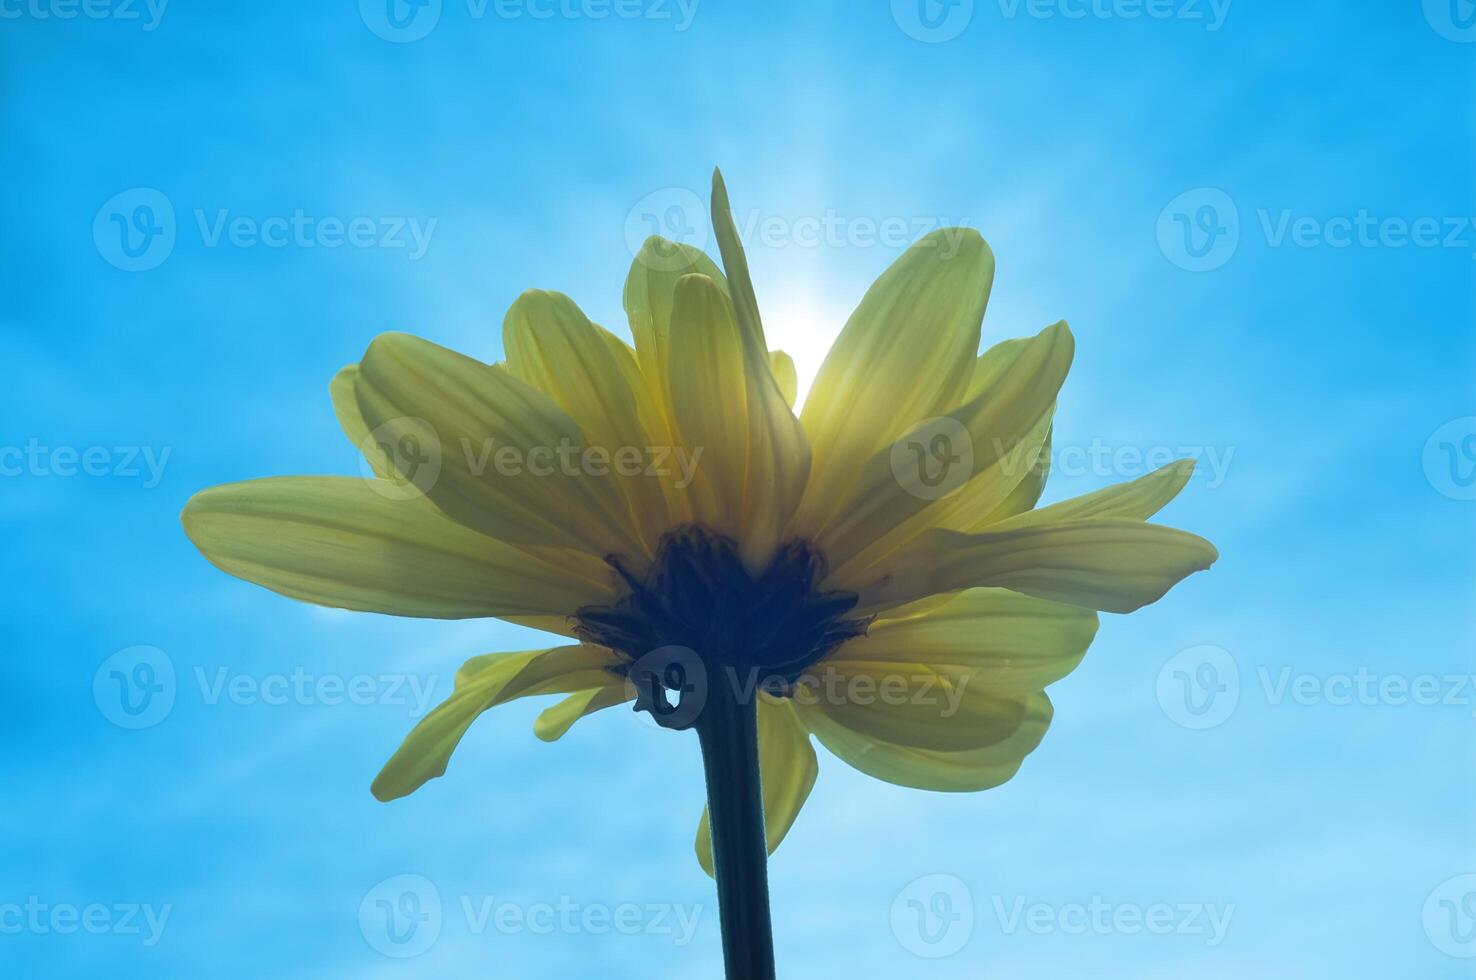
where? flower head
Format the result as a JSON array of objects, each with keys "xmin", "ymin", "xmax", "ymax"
[{"xmin": 183, "ymin": 170, "xmax": 1216, "ymax": 873}]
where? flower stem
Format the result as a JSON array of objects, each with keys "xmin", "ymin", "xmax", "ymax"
[{"xmin": 695, "ymin": 669, "xmax": 775, "ymax": 980}]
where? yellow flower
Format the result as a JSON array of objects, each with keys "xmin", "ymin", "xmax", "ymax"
[{"xmin": 182, "ymin": 170, "xmax": 1216, "ymax": 879}]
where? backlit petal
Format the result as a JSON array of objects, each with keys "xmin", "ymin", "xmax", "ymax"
[
  {"xmin": 799, "ymin": 692, "xmax": 1054, "ymax": 792},
  {"xmin": 373, "ymin": 645, "xmax": 622, "ymax": 800},
  {"xmin": 856, "ymin": 518, "xmax": 1218, "ymax": 615},
  {"xmin": 181, "ymin": 477, "xmax": 614, "ymax": 619}
]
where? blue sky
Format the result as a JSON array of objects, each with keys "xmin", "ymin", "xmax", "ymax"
[{"xmin": 2, "ymin": 1, "xmax": 1474, "ymax": 976}]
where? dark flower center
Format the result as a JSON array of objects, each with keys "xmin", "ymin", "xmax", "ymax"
[{"xmin": 572, "ymin": 525, "xmax": 872, "ymax": 724}]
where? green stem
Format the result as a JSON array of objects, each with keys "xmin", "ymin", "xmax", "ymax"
[{"xmin": 695, "ymin": 669, "xmax": 776, "ymax": 980}]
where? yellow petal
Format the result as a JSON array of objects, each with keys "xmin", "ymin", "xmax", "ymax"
[
  {"xmin": 705, "ymin": 171, "xmax": 814, "ymax": 567},
  {"xmin": 794, "ymin": 662, "xmax": 1028, "ymax": 751},
  {"xmin": 696, "ymin": 696, "xmax": 817, "ymax": 876},
  {"xmin": 533, "ymin": 684, "xmax": 634, "ymax": 741},
  {"xmin": 329, "ymin": 364, "xmax": 394, "ymax": 478},
  {"xmin": 828, "ymin": 587, "xmax": 1098, "ymax": 692},
  {"xmin": 623, "ymin": 235, "xmax": 728, "ymax": 427},
  {"xmin": 667, "ymin": 272, "xmax": 810, "ymax": 568},
  {"xmin": 181, "ymin": 477, "xmax": 614, "ymax": 619},
  {"xmin": 988, "ymin": 458, "xmax": 1196, "ymax": 529},
  {"xmin": 794, "ymin": 227, "xmax": 994, "ymax": 536},
  {"xmin": 971, "ymin": 426, "xmax": 1052, "ymax": 529},
  {"xmin": 353, "ymin": 331, "xmax": 642, "ymax": 559},
  {"xmin": 768, "ymin": 350, "xmax": 798, "ymax": 408},
  {"xmin": 821, "ymin": 321, "xmax": 1075, "ymax": 580},
  {"xmin": 798, "ymin": 692, "xmax": 1054, "ymax": 792},
  {"xmin": 856, "ymin": 518, "xmax": 1218, "ymax": 615},
  {"xmin": 503, "ymin": 289, "xmax": 672, "ymax": 551},
  {"xmin": 373, "ymin": 645, "xmax": 621, "ymax": 800}
]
